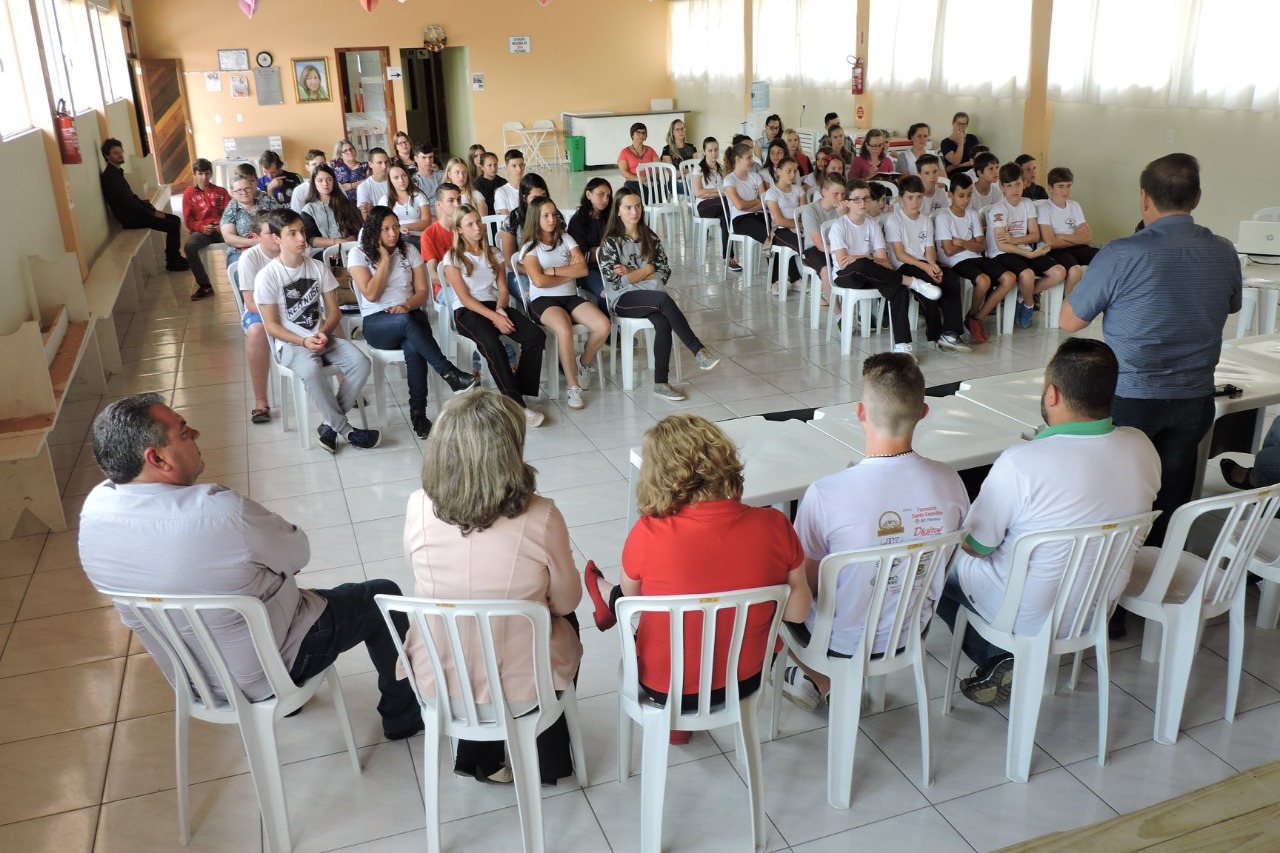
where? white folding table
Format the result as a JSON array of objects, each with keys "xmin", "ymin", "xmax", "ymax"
[{"xmin": 954, "ymin": 368, "xmax": 1047, "ymax": 440}]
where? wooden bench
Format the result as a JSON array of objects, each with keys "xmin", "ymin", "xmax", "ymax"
[{"xmin": 0, "ymin": 254, "xmax": 106, "ymax": 539}]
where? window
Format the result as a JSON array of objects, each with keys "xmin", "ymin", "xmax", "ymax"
[
  {"xmin": 753, "ymin": 0, "xmax": 855, "ymax": 89},
  {"xmin": 0, "ymin": 1, "xmax": 32, "ymax": 136},
  {"xmin": 670, "ymin": 0, "xmax": 745, "ymax": 95}
]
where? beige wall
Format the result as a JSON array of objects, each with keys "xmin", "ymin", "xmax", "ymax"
[
  {"xmin": 0, "ymin": 131, "xmax": 71, "ymax": 336},
  {"xmin": 131, "ymin": 0, "xmax": 674, "ymax": 169}
]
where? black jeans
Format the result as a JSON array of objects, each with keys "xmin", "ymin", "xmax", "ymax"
[
  {"xmin": 184, "ymin": 231, "xmax": 224, "ymax": 287},
  {"xmin": 362, "ymin": 309, "xmax": 453, "ymax": 410},
  {"xmin": 124, "ymin": 211, "xmax": 183, "ymax": 265},
  {"xmin": 454, "ymin": 301, "xmax": 545, "ymax": 406},
  {"xmin": 289, "ymin": 579, "xmax": 419, "ymax": 733},
  {"xmin": 612, "ymin": 290, "xmax": 703, "ymax": 384},
  {"xmin": 897, "ymin": 263, "xmax": 965, "ymax": 340},
  {"xmin": 1111, "ymin": 393, "xmax": 1216, "ymax": 546}
]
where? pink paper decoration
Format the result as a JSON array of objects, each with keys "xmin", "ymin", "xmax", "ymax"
[
  {"xmin": 359, "ymin": 0, "xmax": 378, "ymax": 10},
  {"xmin": 239, "ymin": 0, "xmax": 257, "ymax": 18}
]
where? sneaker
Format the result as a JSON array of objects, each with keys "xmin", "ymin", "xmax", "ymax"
[
  {"xmin": 959, "ymin": 653, "xmax": 1015, "ymax": 706},
  {"xmin": 190, "ymin": 285, "xmax": 214, "ymax": 301},
  {"xmin": 695, "ymin": 348, "xmax": 721, "ymax": 371},
  {"xmin": 966, "ymin": 314, "xmax": 989, "ymax": 344},
  {"xmin": 166, "ymin": 259, "xmax": 190, "ymax": 272},
  {"xmin": 936, "ymin": 333, "xmax": 971, "ymax": 354},
  {"xmin": 524, "ymin": 408, "xmax": 546, "ymax": 428},
  {"xmin": 566, "ymin": 386, "xmax": 585, "ymax": 410},
  {"xmin": 346, "ymin": 427, "xmax": 383, "ymax": 449},
  {"xmin": 410, "ymin": 409, "xmax": 432, "ymax": 440},
  {"xmin": 653, "ymin": 383, "xmax": 686, "ymax": 401},
  {"xmin": 1015, "ymin": 301, "xmax": 1034, "ymax": 329},
  {"xmin": 782, "ymin": 665, "xmax": 823, "ymax": 713},
  {"xmin": 892, "ymin": 342, "xmax": 915, "ymax": 359},
  {"xmin": 316, "ymin": 424, "xmax": 338, "ymax": 454},
  {"xmin": 727, "ymin": 258, "xmax": 742, "ymax": 273},
  {"xmin": 576, "ymin": 355, "xmax": 596, "ymax": 391},
  {"xmin": 908, "ymin": 280, "xmax": 942, "ymax": 300},
  {"xmin": 471, "ymin": 351, "xmax": 483, "ymax": 373},
  {"xmin": 443, "ymin": 368, "xmax": 479, "ymax": 393}
]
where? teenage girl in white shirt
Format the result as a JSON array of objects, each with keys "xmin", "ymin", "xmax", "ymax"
[
  {"xmin": 444, "ymin": 157, "xmax": 487, "ymax": 216},
  {"xmin": 690, "ymin": 137, "xmax": 728, "ymax": 259},
  {"xmin": 379, "ymin": 164, "xmax": 431, "ymax": 238},
  {"xmin": 763, "ymin": 157, "xmax": 806, "ymax": 286},
  {"xmin": 722, "ymin": 142, "xmax": 769, "ymax": 271}
]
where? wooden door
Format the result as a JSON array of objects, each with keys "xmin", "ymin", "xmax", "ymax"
[
  {"xmin": 131, "ymin": 58, "xmax": 195, "ymax": 186},
  {"xmin": 335, "ymin": 48, "xmax": 397, "ymax": 158}
]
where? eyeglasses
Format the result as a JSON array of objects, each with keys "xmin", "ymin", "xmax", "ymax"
[
  {"xmin": 232, "ymin": 187, "xmax": 254, "ymax": 194},
  {"xmin": 847, "ymin": 195, "xmax": 871, "ymax": 203}
]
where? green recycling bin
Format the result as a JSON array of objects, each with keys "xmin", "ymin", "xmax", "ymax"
[{"xmin": 566, "ymin": 135, "xmax": 586, "ymax": 172}]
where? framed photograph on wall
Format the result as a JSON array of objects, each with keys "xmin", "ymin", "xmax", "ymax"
[
  {"xmin": 217, "ymin": 49, "xmax": 249, "ymax": 72},
  {"xmin": 292, "ymin": 57, "xmax": 332, "ymax": 103}
]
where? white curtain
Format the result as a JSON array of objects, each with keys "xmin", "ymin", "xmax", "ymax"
[
  {"xmin": 1048, "ymin": 0, "xmax": 1280, "ymax": 112},
  {"xmin": 868, "ymin": 0, "xmax": 939, "ymax": 93},
  {"xmin": 935, "ymin": 0, "xmax": 1030, "ymax": 98},
  {"xmin": 0, "ymin": 3, "xmax": 32, "ymax": 136},
  {"xmin": 670, "ymin": 0, "xmax": 745, "ymax": 96},
  {"xmin": 753, "ymin": 0, "xmax": 856, "ymax": 89}
]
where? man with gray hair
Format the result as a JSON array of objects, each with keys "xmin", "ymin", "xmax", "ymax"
[
  {"xmin": 782, "ymin": 353, "xmax": 970, "ymax": 711},
  {"xmin": 77, "ymin": 394, "xmax": 422, "ymax": 740}
]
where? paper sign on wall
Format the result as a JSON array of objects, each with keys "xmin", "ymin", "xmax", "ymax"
[
  {"xmin": 386, "ymin": 66, "xmax": 403, "ymax": 81},
  {"xmin": 269, "ymin": 136, "xmax": 283, "ymax": 151},
  {"xmin": 508, "ymin": 36, "xmax": 531, "ymax": 54},
  {"xmin": 205, "ymin": 72, "xmax": 222, "ymax": 92},
  {"xmin": 471, "ymin": 73, "xmax": 485, "ymax": 91},
  {"xmin": 254, "ymin": 67, "xmax": 284, "ymax": 105}
]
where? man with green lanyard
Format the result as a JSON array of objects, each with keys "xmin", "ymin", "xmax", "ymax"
[{"xmin": 937, "ymin": 338, "xmax": 1161, "ymax": 706}]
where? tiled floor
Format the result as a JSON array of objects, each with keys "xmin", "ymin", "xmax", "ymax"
[{"xmin": 1, "ymin": 167, "xmax": 1275, "ymax": 852}]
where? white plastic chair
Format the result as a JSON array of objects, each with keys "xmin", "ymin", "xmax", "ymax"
[
  {"xmin": 685, "ymin": 171, "xmax": 724, "ymax": 270},
  {"xmin": 509, "ymin": 253, "xmax": 588, "ymax": 399},
  {"xmin": 677, "ymin": 159, "xmax": 701, "ymax": 243},
  {"xmin": 719, "ymin": 185, "xmax": 761, "ymax": 285},
  {"xmin": 502, "ymin": 121, "xmax": 527, "ymax": 154},
  {"xmin": 528, "ymin": 119, "xmax": 557, "ymax": 168},
  {"xmin": 1250, "ymin": 522, "xmax": 1280, "ymax": 628},
  {"xmin": 375, "ymin": 595, "xmax": 587, "ymax": 853},
  {"xmin": 1117, "ymin": 486, "xmax": 1280, "ymax": 744},
  {"xmin": 762, "ymin": 201, "xmax": 799, "ymax": 305},
  {"xmin": 482, "ymin": 214, "xmax": 505, "ymax": 248},
  {"xmin": 104, "ymin": 592, "xmax": 360, "ymax": 853},
  {"xmin": 941, "ymin": 512, "xmax": 1159, "ymax": 783},
  {"xmin": 824, "ymin": 230, "xmax": 895, "ymax": 356},
  {"xmin": 637, "ymin": 162, "xmax": 683, "ymax": 245},
  {"xmin": 324, "ymin": 242, "xmax": 363, "ymax": 340},
  {"xmin": 772, "ymin": 532, "xmax": 966, "ymax": 809},
  {"xmin": 795, "ymin": 218, "xmax": 828, "ymax": 329},
  {"xmin": 273, "ymin": 347, "xmax": 368, "ymax": 450},
  {"xmin": 617, "ymin": 586, "xmax": 790, "ymax": 853},
  {"xmin": 1252, "ymin": 207, "xmax": 1280, "ymax": 221},
  {"xmin": 230, "ymin": 262, "xmax": 278, "ymax": 409},
  {"xmin": 869, "ymin": 179, "xmax": 899, "ymax": 200}
]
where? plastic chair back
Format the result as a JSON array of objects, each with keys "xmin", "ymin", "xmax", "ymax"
[
  {"xmin": 1251, "ymin": 207, "xmax": 1280, "ymax": 222},
  {"xmin": 228, "ymin": 261, "xmax": 246, "ymax": 316},
  {"xmin": 482, "ymin": 214, "xmax": 505, "ymax": 247},
  {"xmin": 870, "ymin": 179, "xmax": 899, "ymax": 198},
  {"xmin": 637, "ymin": 162, "xmax": 679, "ymax": 208}
]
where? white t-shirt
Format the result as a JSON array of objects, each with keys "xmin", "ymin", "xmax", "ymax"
[
  {"xmin": 763, "ymin": 184, "xmax": 806, "ymax": 226},
  {"xmin": 921, "ymin": 186, "xmax": 948, "ymax": 216},
  {"xmin": 378, "ymin": 194, "xmax": 428, "ymax": 235},
  {"xmin": 439, "ymin": 248, "xmax": 505, "ymax": 308},
  {"xmin": 290, "ymin": 180, "xmax": 312, "ymax": 213},
  {"xmin": 519, "ymin": 234, "xmax": 580, "ymax": 300},
  {"xmin": 933, "ymin": 207, "xmax": 984, "ymax": 266},
  {"xmin": 253, "ymin": 256, "xmax": 338, "ymax": 348},
  {"xmin": 971, "ymin": 182, "xmax": 1002, "ymax": 217},
  {"xmin": 984, "ymin": 197, "xmax": 1039, "ymax": 258},
  {"xmin": 235, "ymin": 244, "xmax": 273, "ymax": 295},
  {"xmin": 722, "ymin": 172, "xmax": 764, "ymax": 222},
  {"xmin": 1036, "ymin": 198, "xmax": 1086, "ymax": 237},
  {"xmin": 883, "ymin": 209, "xmax": 934, "ymax": 270},
  {"xmin": 795, "ymin": 453, "xmax": 970, "ymax": 657},
  {"xmin": 896, "ymin": 149, "xmax": 932, "ymax": 177},
  {"xmin": 493, "ymin": 183, "xmax": 519, "ymax": 215},
  {"xmin": 953, "ymin": 424, "xmax": 1160, "ymax": 638},
  {"xmin": 347, "ymin": 244, "xmax": 424, "ymax": 316},
  {"xmin": 691, "ymin": 165, "xmax": 722, "ymax": 199},
  {"xmin": 413, "ymin": 171, "xmax": 443, "ymax": 214},
  {"xmin": 827, "ymin": 216, "xmax": 886, "ymax": 267},
  {"xmin": 356, "ymin": 177, "xmax": 388, "ymax": 209}
]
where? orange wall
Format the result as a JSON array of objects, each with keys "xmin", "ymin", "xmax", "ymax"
[{"xmin": 131, "ymin": 0, "xmax": 674, "ymax": 169}]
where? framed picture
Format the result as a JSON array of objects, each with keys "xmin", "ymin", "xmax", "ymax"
[
  {"xmin": 217, "ymin": 49, "xmax": 249, "ymax": 72},
  {"xmin": 229, "ymin": 75, "xmax": 249, "ymax": 99},
  {"xmin": 292, "ymin": 57, "xmax": 332, "ymax": 103}
]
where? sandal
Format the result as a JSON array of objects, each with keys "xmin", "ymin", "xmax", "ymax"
[
  {"xmin": 583, "ymin": 560, "xmax": 617, "ymax": 631},
  {"xmin": 250, "ymin": 407, "xmax": 270, "ymax": 424},
  {"xmin": 1220, "ymin": 458, "xmax": 1253, "ymax": 490}
]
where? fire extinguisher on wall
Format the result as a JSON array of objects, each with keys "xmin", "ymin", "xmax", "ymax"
[
  {"xmin": 849, "ymin": 56, "xmax": 865, "ymax": 96},
  {"xmin": 55, "ymin": 99, "xmax": 82, "ymax": 165}
]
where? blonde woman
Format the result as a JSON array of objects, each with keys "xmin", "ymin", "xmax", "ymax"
[
  {"xmin": 785, "ymin": 128, "xmax": 812, "ymax": 176},
  {"xmin": 583, "ymin": 414, "xmax": 811, "ymax": 743},
  {"xmin": 444, "ymin": 156, "xmax": 487, "ymax": 215},
  {"xmin": 440, "ymin": 204, "xmax": 545, "ymax": 425},
  {"xmin": 404, "ymin": 389, "xmax": 582, "ymax": 784}
]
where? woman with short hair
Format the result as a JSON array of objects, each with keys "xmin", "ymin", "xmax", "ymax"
[{"xmin": 331, "ymin": 139, "xmax": 368, "ymax": 200}]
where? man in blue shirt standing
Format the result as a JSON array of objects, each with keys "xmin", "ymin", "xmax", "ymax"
[{"xmin": 1060, "ymin": 153, "xmax": 1242, "ymax": 555}]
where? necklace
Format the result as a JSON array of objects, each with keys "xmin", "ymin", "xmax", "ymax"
[{"xmin": 864, "ymin": 449, "xmax": 915, "ymax": 459}]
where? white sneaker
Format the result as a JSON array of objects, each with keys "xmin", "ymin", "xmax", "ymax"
[
  {"xmin": 936, "ymin": 333, "xmax": 972, "ymax": 354},
  {"xmin": 909, "ymin": 280, "xmax": 942, "ymax": 300},
  {"xmin": 892, "ymin": 342, "xmax": 915, "ymax": 359},
  {"xmin": 576, "ymin": 355, "xmax": 596, "ymax": 391},
  {"xmin": 782, "ymin": 665, "xmax": 824, "ymax": 713},
  {"xmin": 653, "ymin": 383, "xmax": 686, "ymax": 402},
  {"xmin": 524, "ymin": 408, "xmax": 546, "ymax": 428},
  {"xmin": 566, "ymin": 386, "xmax": 585, "ymax": 410}
]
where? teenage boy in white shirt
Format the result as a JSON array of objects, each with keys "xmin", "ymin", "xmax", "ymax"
[
  {"xmin": 1036, "ymin": 167, "xmax": 1098, "ymax": 298},
  {"xmin": 290, "ymin": 149, "xmax": 329, "ymax": 214},
  {"xmin": 970, "ymin": 152, "xmax": 1002, "ymax": 213},
  {"xmin": 412, "ymin": 145, "xmax": 443, "ymax": 216},
  {"xmin": 828, "ymin": 180, "xmax": 929, "ymax": 354},
  {"xmin": 884, "ymin": 176, "xmax": 970, "ymax": 353},
  {"xmin": 798, "ymin": 172, "xmax": 847, "ymax": 303},
  {"xmin": 934, "ymin": 173, "xmax": 1017, "ymax": 344},
  {"xmin": 356, "ymin": 148, "xmax": 391, "ymax": 214},
  {"xmin": 915, "ymin": 154, "xmax": 949, "ymax": 216},
  {"xmin": 254, "ymin": 209, "xmax": 380, "ymax": 452},
  {"xmin": 493, "ymin": 150, "xmax": 524, "ymax": 215},
  {"xmin": 783, "ymin": 352, "xmax": 970, "ymax": 709},
  {"xmin": 985, "ymin": 163, "xmax": 1066, "ymax": 329},
  {"xmin": 937, "ymin": 338, "xmax": 1159, "ymax": 706},
  {"xmin": 234, "ymin": 211, "xmax": 282, "ymax": 424}
]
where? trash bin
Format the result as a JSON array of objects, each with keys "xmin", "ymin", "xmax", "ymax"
[{"xmin": 566, "ymin": 135, "xmax": 586, "ymax": 172}]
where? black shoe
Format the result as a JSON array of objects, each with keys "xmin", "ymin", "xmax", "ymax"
[
  {"xmin": 1220, "ymin": 458, "xmax": 1254, "ymax": 490},
  {"xmin": 190, "ymin": 285, "xmax": 214, "ymax": 301},
  {"xmin": 167, "ymin": 259, "xmax": 190, "ymax": 272},
  {"xmin": 346, "ymin": 427, "xmax": 382, "ymax": 449},
  {"xmin": 443, "ymin": 367, "xmax": 480, "ymax": 394},
  {"xmin": 1108, "ymin": 609, "xmax": 1128, "ymax": 640},
  {"xmin": 410, "ymin": 409, "xmax": 432, "ymax": 440},
  {"xmin": 384, "ymin": 716, "xmax": 425, "ymax": 741},
  {"xmin": 959, "ymin": 653, "xmax": 1014, "ymax": 706},
  {"xmin": 317, "ymin": 424, "xmax": 338, "ymax": 454}
]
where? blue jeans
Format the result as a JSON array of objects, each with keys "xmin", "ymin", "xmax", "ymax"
[
  {"xmin": 361, "ymin": 309, "xmax": 453, "ymax": 410},
  {"xmin": 934, "ymin": 569, "xmax": 1007, "ymax": 669},
  {"xmin": 1111, "ymin": 394, "xmax": 1215, "ymax": 546},
  {"xmin": 289, "ymin": 580, "xmax": 418, "ymax": 733},
  {"xmin": 1255, "ymin": 418, "xmax": 1280, "ymax": 487}
]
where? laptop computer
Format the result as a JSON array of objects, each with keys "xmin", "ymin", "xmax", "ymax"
[{"xmin": 1238, "ymin": 220, "xmax": 1280, "ymax": 264}]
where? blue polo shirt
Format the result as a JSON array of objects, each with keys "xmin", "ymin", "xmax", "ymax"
[{"xmin": 1067, "ymin": 214, "xmax": 1242, "ymax": 399}]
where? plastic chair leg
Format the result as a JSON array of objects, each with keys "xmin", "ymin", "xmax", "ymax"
[
  {"xmin": 639, "ymin": 715, "xmax": 671, "ymax": 853},
  {"xmin": 1257, "ymin": 579, "xmax": 1280, "ymax": 629},
  {"xmin": 1153, "ymin": 605, "xmax": 1200, "ymax": 745},
  {"xmin": 174, "ymin": 699, "xmax": 191, "ymax": 844},
  {"xmin": 617, "ymin": 699, "xmax": 634, "ymax": 782},
  {"xmin": 240, "ymin": 710, "xmax": 292, "ymax": 853},
  {"xmin": 825, "ymin": 668, "xmax": 862, "ymax": 809},
  {"xmin": 293, "ymin": 379, "xmax": 311, "ymax": 450},
  {"xmin": 1094, "ymin": 634, "xmax": 1111, "ymax": 768},
  {"xmin": 372, "ymin": 358, "xmax": 390, "ymax": 427},
  {"xmin": 737, "ymin": 701, "xmax": 767, "ymax": 853},
  {"xmin": 621, "ymin": 327, "xmax": 637, "ymax": 391},
  {"xmin": 768, "ymin": 649, "xmax": 787, "ymax": 741},
  {"xmin": 1004, "ymin": 647, "xmax": 1048, "ymax": 784},
  {"xmin": 324, "ymin": 668, "xmax": 362, "ymax": 775},
  {"xmin": 839, "ymin": 296, "xmax": 856, "ymax": 355},
  {"xmin": 422, "ymin": 730, "xmax": 443, "ymax": 853},
  {"xmin": 1227, "ymin": 585, "xmax": 1246, "ymax": 721},
  {"xmin": 562, "ymin": 687, "xmax": 589, "ymax": 788},
  {"xmin": 912, "ymin": 651, "xmax": 933, "ymax": 788},
  {"xmin": 508, "ymin": 718, "xmax": 546, "ymax": 853},
  {"xmin": 942, "ymin": 608, "xmax": 968, "ymax": 717}
]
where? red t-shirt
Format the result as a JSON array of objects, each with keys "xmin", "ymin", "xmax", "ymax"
[
  {"xmin": 617, "ymin": 145, "xmax": 658, "ymax": 178},
  {"xmin": 622, "ymin": 499, "xmax": 803, "ymax": 695},
  {"xmin": 420, "ymin": 222, "xmax": 454, "ymax": 297}
]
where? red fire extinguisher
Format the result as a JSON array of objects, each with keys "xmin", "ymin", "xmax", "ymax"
[
  {"xmin": 850, "ymin": 56, "xmax": 865, "ymax": 96},
  {"xmin": 55, "ymin": 99, "xmax": 82, "ymax": 165}
]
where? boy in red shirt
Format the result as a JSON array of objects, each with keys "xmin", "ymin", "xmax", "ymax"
[
  {"xmin": 182, "ymin": 158, "xmax": 230, "ymax": 300},
  {"xmin": 420, "ymin": 183, "xmax": 463, "ymax": 301}
]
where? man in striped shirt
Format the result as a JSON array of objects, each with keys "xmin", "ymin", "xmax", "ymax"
[{"xmin": 1060, "ymin": 153, "xmax": 1242, "ymax": 551}]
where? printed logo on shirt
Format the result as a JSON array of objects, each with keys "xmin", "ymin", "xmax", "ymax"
[
  {"xmin": 283, "ymin": 277, "xmax": 322, "ymax": 331},
  {"xmin": 991, "ymin": 212, "xmax": 1004, "ymax": 224},
  {"xmin": 1065, "ymin": 217, "xmax": 1076, "ymax": 228},
  {"xmin": 877, "ymin": 511, "xmax": 904, "ymax": 537}
]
